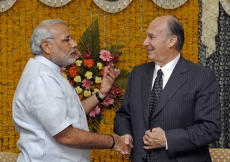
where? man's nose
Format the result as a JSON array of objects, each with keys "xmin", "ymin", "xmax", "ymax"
[
  {"xmin": 142, "ymin": 38, "xmax": 149, "ymax": 46},
  {"xmin": 70, "ymin": 39, "xmax": 77, "ymax": 48}
]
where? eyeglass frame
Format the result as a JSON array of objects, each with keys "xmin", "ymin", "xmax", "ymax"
[{"xmin": 45, "ymin": 35, "xmax": 74, "ymax": 43}]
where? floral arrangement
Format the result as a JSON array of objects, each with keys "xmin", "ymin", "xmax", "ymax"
[{"xmin": 63, "ymin": 19, "xmax": 130, "ymax": 132}]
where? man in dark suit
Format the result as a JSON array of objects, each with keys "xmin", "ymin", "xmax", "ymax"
[{"xmin": 114, "ymin": 15, "xmax": 221, "ymax": 162}]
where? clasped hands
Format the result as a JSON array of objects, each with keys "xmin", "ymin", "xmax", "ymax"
[
  {"xmin": 112, "ymin": 134, "xmax": 133, "ymax": 157},
  {"xmin": 143, "ymin": 127, "xmax": 166, "ymax": 150}
]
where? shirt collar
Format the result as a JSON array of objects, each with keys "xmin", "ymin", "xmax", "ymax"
[
  {"xmin": 154, "ymin": 53, "xmax": 181, "ymax": 79},
  {"xmin": 34, "ymin": 55, "xmax": 61, "ymax": 74}
]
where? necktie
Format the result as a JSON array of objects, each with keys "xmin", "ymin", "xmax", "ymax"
[
  {"xmin": 143, "ymin": 69, "xmax": 163, "ymax": 162},
  {"xmin": 149, "ymin": 69, "xmax": 163, "ymax": 123}
]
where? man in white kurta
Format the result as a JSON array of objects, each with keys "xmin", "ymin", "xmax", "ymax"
[{"xmin": 13, "ymin": 55, "xmax": 90, "ymax": 161}]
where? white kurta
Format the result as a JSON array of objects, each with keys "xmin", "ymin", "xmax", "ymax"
[{"xmin": 13, "ymin": 55, "xmax": 90, "ymax": 162}]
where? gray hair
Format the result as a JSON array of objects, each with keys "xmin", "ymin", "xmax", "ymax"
[
  {"xmin": 30, "ymin": 19, "xmax": 67, "ymax": 55},
  {"xmin": 164, "ymin": 15, "xmax": 184, "ymax": 51}
]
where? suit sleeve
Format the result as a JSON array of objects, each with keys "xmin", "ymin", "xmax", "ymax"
[
  {"xmin": 165, "ymin": 68, "xmax": 221, "ymax": 155},
  {"xmin": 113, "ymin": 67, "xmax": 136, "ymax": 136}
]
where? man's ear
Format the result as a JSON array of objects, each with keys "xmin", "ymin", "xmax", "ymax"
[
  {"xmin": 41, "ymin": 40, "xmax": 52, "ymax": 54},
  {"xmin": 168, "ymin": 35, "xmax": 178, "ymax": 48}
]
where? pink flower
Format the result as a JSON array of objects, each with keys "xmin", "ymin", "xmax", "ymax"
[
  {"xmin": 111, "ymin": 85, "xmax": 123, "ymax": 96},
  {"xmin": 106, "ymin": 55, "xmax": 119, "ymax": 66},
  {"xmin": 89, "ymin": 106, "xmax": 101, "ymax": 117},
  {"xmin": 83, "ymin": 50, "xmax": 91, "ymax": 59},
  {"xmin": 75, "ymin": 51, "xmax": 81, "ymax": 59},
  {"xmin": 111, "ymin": 55, "xmax": 119, "ymax": 61},
  {"xmin": 82, "ymin": 79, "xmax": 93, "ymax": 90},
  {"xmin": 100, "ymin": 50, "xmax": 112, "ymax": 61},
  {"xmin": 102, "ymin": 97, "xmax": 114, "ymax": 106},
  {"xmin": 60, "ymin": 66, "xmax": 66, "ymax": 74}
]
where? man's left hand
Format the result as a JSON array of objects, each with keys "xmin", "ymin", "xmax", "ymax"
[{"xmin": 143, "ymin": 127, "xmax": 166, "ymax": 150}]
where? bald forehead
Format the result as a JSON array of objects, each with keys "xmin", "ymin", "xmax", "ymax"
[
  {"xmin": 154, "ymin": 15, "xmax": 177, "ymax": 22},
  {"xmin": 151, "ymin": 16, "xmax": 169, "ymax": 27},
  {"xmin": 146, "ymin": 16, "xmax": 168, "ymax": 34}
]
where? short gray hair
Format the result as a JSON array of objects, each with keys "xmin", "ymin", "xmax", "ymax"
[
  {"xmin": 30, "ymin": 19, "xmax": 67, "ymax": 55},
  {"xmin": 164, "ymin": 15, "xmax": 184, "ymax": 51}
]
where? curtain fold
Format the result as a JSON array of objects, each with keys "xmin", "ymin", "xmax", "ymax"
[{"xmin": 199, "ymin": 0, "xmax": 230, "ymax": 148}]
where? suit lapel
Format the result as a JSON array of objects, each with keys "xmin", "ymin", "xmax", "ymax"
[
  {"xmin": 141, "ymin": 63, "xmax": 155, "ymax": 126},
  {"xmin": 151, "ymin": 56, "xmax": 189, "ymax": 119}
]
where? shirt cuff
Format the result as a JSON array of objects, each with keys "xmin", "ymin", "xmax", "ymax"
[
  {"xmin": 166, "ymin": 138, "xmax": 168, "ymax": 150},
  {"xmin": 50, "ymin": 118, "xmax": 73, "ymax": 136}
]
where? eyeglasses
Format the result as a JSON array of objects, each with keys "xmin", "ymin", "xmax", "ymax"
[{"xmin": 46, "ymin": 35, "xmax": 74, "ymax": 43}]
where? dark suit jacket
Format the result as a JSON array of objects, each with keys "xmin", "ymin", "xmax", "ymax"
[{"xmin": 114, "ymin": 56, "xmax": 221, "ymax": 162}]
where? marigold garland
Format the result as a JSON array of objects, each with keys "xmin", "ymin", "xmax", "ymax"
[{"xmin": 0, "ymin": 0, "xmax": 199, "ymax": 161}]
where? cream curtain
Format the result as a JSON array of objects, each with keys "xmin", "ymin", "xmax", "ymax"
[
  {"xmin": 39, "ymin": 0, "xmax": 72, "ymax": 7},
  {"xmin": 0, "ymin": 0, "xmax": 16, "ymax": 12},
  {"xmin": 201, "ymin": 0, "xmax": 219, "ymax": 58},
  {"xmin": 92, "ymin": 0, "xmax": 133, "ymax": 13},
  {"xmin": 151, "ymin": 0, "xmax": 188, "ymax": 9}
]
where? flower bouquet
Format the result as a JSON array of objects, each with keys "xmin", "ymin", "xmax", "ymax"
[{"xmin": 64, "ymin": 19, "xmax": 130, "ymax": 132}]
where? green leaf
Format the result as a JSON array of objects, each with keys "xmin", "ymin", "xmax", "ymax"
[
  {"xmin": 117, "ymin": 69, "xmax": 130, "ymax": 77},
  {"xmin": 77, "ymin": 19, "xmax": 100, "ymax": 62},
  {"xmin": 87, "ymin": 115, "xmax": 102, "ymax": 133},
  {"xmin": 113, "ymin": 97, "xmax": 123, "ymax": 111},
  {"xmin": 107, "ymin": 45, "xmax": 124, "ymax": 54},
  {"xmin": 115, "ymin": 69, "xmax": 130, "ymax": 88}
]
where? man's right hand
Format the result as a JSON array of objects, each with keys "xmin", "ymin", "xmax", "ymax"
[{"xmin": 112, "ymin": 134, "xmax": 133, "ymax": 156}]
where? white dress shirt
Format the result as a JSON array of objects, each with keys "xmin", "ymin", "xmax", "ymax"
[
  {"xmin": 13, "ymin": 55, "xmax": 90, "ymax": 162},
  {"xmin": 152, "ymin": 54, "xmax": 181, "ymax": 89}
]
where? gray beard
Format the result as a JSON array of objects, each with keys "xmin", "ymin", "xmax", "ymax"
[{"xmin": 51, "ymin": 56, "xmax": 76, "ymax": 67}]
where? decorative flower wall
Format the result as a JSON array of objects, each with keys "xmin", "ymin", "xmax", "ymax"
[{"xmin": 0, "ymin": 0, "xmax": 199, "ymax": 161}]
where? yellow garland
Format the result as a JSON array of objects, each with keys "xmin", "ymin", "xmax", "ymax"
[{"xmin": 0, "ymin": 0, "xmax": 199, "ymax": 161}]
